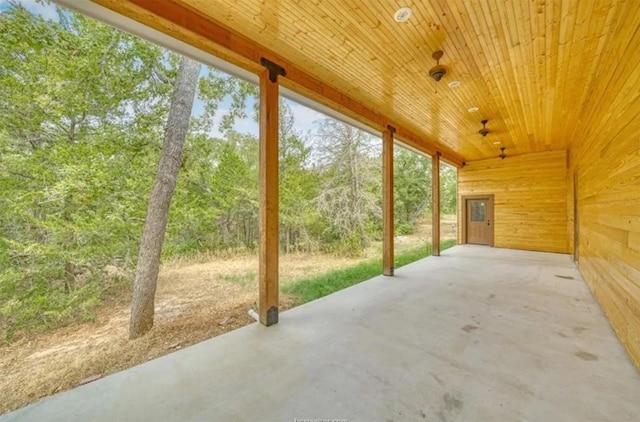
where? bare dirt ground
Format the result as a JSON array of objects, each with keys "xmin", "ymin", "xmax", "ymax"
[{"xmin": 0, "ymin": 218, "xmax": 456, "ymax": 415}]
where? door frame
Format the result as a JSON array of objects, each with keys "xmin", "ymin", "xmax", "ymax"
[{"xmin": 460, "ymin": 194, "xmax": 495, "ymax": 246}]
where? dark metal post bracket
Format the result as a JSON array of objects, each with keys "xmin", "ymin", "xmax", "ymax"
[{"xmin": 260, "ymin": 58, "xmax": 286, "ymax": 82}]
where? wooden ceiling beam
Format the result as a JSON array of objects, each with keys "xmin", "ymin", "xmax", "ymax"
[{"xmin": 91, "ymin": 0, "xmax": 465, "ymax": 167}]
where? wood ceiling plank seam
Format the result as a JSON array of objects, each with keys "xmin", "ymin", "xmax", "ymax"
[
  {"xmin": 367, "ymin": 0, "xmax": 429, "ymax": 66},
  {"xmin": 450, "ymin": 0, "xmax": 515, "ymax": 158},
  {"xmin": 410, "ymin": 1, "xmax": 449, "ymax": 53},
  {"xmin": 438, "ymin": 1, "xmax": 495, "ymax": 158},
  {"xmin": 545, "ymin": 0, "xmax": 561, "ymax": 148},
  {"xmin": 176, "ymin": 0, "xmax": 358, "ymax": 87},
  {"xmin": 572, "ymin": 0, "xmax": 618, "ymax": 133},
  {"xmin": 558, "ymin": 0, "xmax": 596, "ymax": 145},
  {"xmin": 526, "ymin": 0, "xmax": 540, "ymax": 151},
  {"xmin": 236, "ymin": 0, "xmax": 286, "ymax": 33},
  {"xmin": 445, "ymin": 0, "xmax": 508, "ymax": 158},
  {"xmin": 532, "ymin": 0, "xmax": 546, "ymax": 152},
  {"xmin": 198, "ymin": 0, "xmax": 383, "ymax": 95},
  {"xmin": 421, "ymin": 1, "xmax": 486, "ymax": 88},
  {"xmin": 516, "ymin": 0, "xmax": 535, "ymax": 152},
  {"xmin": 276, "ymin": 4, "xmax": 360, "ymax": 59},
  {"xmin": 436, "ymin": 1, "xmax": 487, "ymax": 86},
  {"xmin": 536, "ymin": 0, "xmax": 549, "ymax": 150},
  {"xmin": 499, "ymin": 0, "xmax": 536, "ymax": 152},
  {"xmin": 339, "ymin": 8, "xmax": 415, "ymax": 101},
  {"xmin": 472, "ymin": 0, "xmax": 512, "ymax": 152},
  {"xmin": 563, "ymin": 2, "xmax": 588, "ymax": 142},
  {"xmin": 482, "ymin": 0, "xmax": 533, "ymax": 155},
  {"xmin": 503, "ymin": 0, "xmax": 520, "ymax": 48},
  {"xmin": 476, "ymin": 0, "xmax": 501, "ymax": 72},
  {"xmin": 239, "ymin": 0, "xmax": 370, "ymax": 73},
  {"xmin": 225, "ymin": 0, "xmax": 422, "ymax": 115},
  {"xmin": 403, "ymin": 0, "xmax": 494, "ymax": 157},
  {"xmin": 565, "ymin": 5, "xmax": 624, "ymax": 148},
  {"xmin": 490, "ymin": 0, "xmax": 532, "ymax": 155},
  {"xmin": 573, "ymin": 3, "xmax": 640, "ymax": 143},
  {"xmin": 310, "ymin": 1, "xmax": 406, "ymax": 77},
  {"xmin": 541, "ymin": 0, "xmax": 554, "ymax": 151},
  {"xmin": 490, "ymin": 2, "xmax": 526, "ymax": 138},
  {"xmin": 279, "ymin": 1, "xmax": 432, "ymax": 123},
  {"xmin": 545, "ymin": 0, "xmax": 561, "ymax": 150},
  {"xmin": 411, "ymin": 0, "xmax": 488, "ymax": 143},
  {"xmin": 530, "ymin": 0, "xmax": 545, "ymax": 152},
  {"xmin": 511, "ymin": 0, "xmax": 536, "ymax": 149},
  {"xmin": 123, "ymin": 0, "xmax": 467, "ymax": 164},
  {"xmin": 465, "ymin": 0, "xmax": 499, "ymax": 80},
  {"xmin": 423, "ymin": 1, "xmax": 478, "ymax": 81},
  {"xmin": 421, "ymin": 2, "xmax": 483, "ymax": 110},
  {"xmin": 342, "ymin": 5, "xmax": 458, "ymax": 117},
  {"xmin": 554, "ymin": 0, "xmax": 578, "ymax": 144}
]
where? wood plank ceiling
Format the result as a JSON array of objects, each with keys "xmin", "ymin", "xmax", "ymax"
[{"xmin": 95, "ymin": 0, "xmax": 639, "ymax": 162}]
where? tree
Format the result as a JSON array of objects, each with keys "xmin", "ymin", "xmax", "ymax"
[
  {"xmin": 0, "ymin": 4, "xmax": 173, "ymax": 340},
  {"xmin": 207, "ymin": 135, "xmax": 257, "ymax": 249},
  {"xmin": 314, "ymin": 119, "xmax": 381, "ymax": 252},
  {"xmin": 440, "ymin": 164, "xmax": 458, "ymax": 215},
  {"xmin": 394, "ymin": 148, "xmax": 432, "ymax": 234},
  {"xmin": 278, "ymin": 102, "xmax": 318, "ymax": 252},
  {"xmin": 129, "ymin": 56, "xmax": 201, "ymax": 339},
  {"xmin": 0, "ymin": 2, "xmax": 463, "ymax": 341}
]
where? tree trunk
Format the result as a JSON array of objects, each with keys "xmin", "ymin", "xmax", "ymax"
[{"xmin": 129, "ymin": 56, "xmax": 201, "ymax": 339}]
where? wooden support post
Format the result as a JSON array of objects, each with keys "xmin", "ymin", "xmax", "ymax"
[
  {"xmin": 383, "ymin": 126, "xmax": 395, "ymax": 276},
  {"xmin": 258, "ymin": 59, "xmax": 284, "ymax": 326},
  {"xmin": 432, "ymin": 151, "xmax": 441, "ymax": 256}
]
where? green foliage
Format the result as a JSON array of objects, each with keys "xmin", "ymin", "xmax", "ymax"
[
  {"xmin": 0, "ymin": 5, "xmax": 168, "ymax": 341},
  {"xmin": 394, "ymin": 147, "xmax": 432, "ymax": 228},
  {"xmin": 282, "ymin": 239, "xmax": 457, "ymax": 304},
  {"xmin": 0, "ymin": 4, "xmax": 460, "ymax": 341},
  {"xmin": 440, "ymin": 164, "xmax": 458, "ymax": 214},
  {"xmin": 314, "ymin": 119, "xmax": 381, "ymax": 252}
]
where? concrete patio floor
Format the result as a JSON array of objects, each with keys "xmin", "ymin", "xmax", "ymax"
[{"xmin": 3, "ymin": 246, "xmax": 640, "ymax": 422}]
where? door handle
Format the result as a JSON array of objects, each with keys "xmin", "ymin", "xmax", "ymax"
[{"xmin": 487, "ymin": 220, "xmax": 490, "ymax": 226}]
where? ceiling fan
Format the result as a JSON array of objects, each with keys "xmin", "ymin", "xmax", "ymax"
[
  {"xmin": 428, "ymin": 50, "xmax": 447, "ymax": 82},
  {"xmin": 477, "ymin": 119, "xmax": 507, "ymax": 136},
  {"xmin": 478, "ymin": 119, "xmax": 490, "ymax": 136}
]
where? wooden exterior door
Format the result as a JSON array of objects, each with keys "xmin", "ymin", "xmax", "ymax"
[{"xmin": 464, "ymin": 196, "xmax": 494, "ymax": 246}]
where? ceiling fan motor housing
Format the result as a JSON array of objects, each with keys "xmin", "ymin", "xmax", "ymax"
[
  {"xmin": 479, "ymin": 119, "xmax": 489, "ymax": 136},
  {"xmin": 429, "ymin": 50, "xmax": 447, "ymax": 82},
  {"xmin": 429, "ymin": 65, "xmax": 447, "ymax": 81}
]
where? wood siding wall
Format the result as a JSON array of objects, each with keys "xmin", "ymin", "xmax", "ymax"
[
  {"xmin": 568, "ymin": 67, "xmax": 640, "ymax": 369},
  {"xmin": 458, "ymin": 150, "xmax": 568, "ymax": 253}
]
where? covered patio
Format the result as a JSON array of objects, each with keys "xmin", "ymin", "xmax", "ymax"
[
  {"xmin": 4, "ymin": 0, "xmax": 638, "ymax": 419},
  {"xmin": 4, "ymin": 246, "xmax": 639, "ymax": 421}
]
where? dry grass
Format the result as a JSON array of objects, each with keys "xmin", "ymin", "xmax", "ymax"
[{"xmin": 0, "ymin": 218, "xmax": 457, "ymax": 415}]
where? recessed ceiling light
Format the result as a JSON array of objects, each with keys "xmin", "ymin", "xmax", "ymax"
[
  {"xmin": 468, "ymin": 107, "xmax": 479, "ymax": 113},
  {"xmin": 448, "ymin": 80, "xmax": 461, "ymax": 88},
  {"xmin": 394, "ymin": 7, "xmax": 412, "ymax": 22},
  {"xmin": 493, "ymin": 141, "xmax": 501, "ymax": 145}
]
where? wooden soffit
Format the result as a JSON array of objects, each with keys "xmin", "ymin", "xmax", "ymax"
[{"xmin": 89, "ymin": 0, "xmax": 639, "ymax": 164}]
